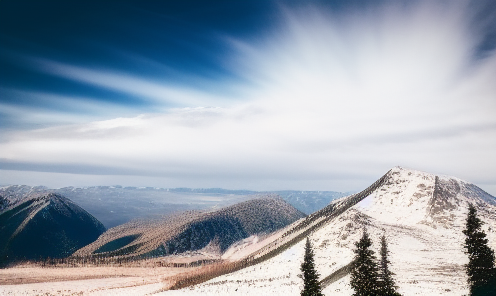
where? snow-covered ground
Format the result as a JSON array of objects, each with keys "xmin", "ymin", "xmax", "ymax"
[
  {"xmin": 0, "ymin": 277, "xmax": 164, "ymax": 296},
  {"xmin": 158, "ymin": 167, "xmax": 496, "ymax": 296},
  {"xmin": 0, "ymin": 266, "xmax": 185, "ymax": 296}
]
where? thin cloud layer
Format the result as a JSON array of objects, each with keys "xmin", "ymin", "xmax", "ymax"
[{"xmin": 1, "ymin": 1, "xmax": 495, "ymax": 194}]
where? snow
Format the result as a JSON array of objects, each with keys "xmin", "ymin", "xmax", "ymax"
[
  {"xmin": 0, "ymin": 278, "xmax": 164, "ymax": 296},
  {"xmin": 355, "ymin": 193, "xmax": 374, "ymax": 210},
  {"xmin": 157, "ymin": 167, "xmax": 495, "ymax": 296},
  {"xmin": 0, "ymin": 266, "xmax": 187, "ymax": 296}
]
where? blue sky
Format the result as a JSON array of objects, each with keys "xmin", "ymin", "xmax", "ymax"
[{"xmin": 1, "ymin": 0, "xmax": 495, "ymax": 195}]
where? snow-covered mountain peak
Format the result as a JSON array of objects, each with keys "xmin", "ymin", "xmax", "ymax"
[
  {"xmin": 353, "ymin": 166, "xmax": 436, "ymax": 225},
  {"xmin": 353, "ymin": 166, "xmax": 495, "ymax": 228}
]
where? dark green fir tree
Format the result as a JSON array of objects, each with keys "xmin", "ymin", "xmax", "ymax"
[
  {"xmin": 301, "ymin": 237, "xmax": 323, "ymax": 296},
  {"xmin": 378, "ymin": 234, "xmax": 402, "ymax": 296},
  {"xmin": 351, "ymin": 229, "xmax": 380, "ymax": 296},
  {"xmin": 463, "ymin": 204, "xmax": 496, "ymax": 296}
]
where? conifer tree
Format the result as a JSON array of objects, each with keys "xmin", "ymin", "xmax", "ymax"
[
  {"xmin": 463, "ymin": 204, "xmax": 496, "ymax": 296},
  {"xmin": 300, "ymin": 237, "xmax": 323, "ymax": 296},
  {"xmin": 351, "ymin": 229, "xmax": 380, "ymax": 296},
  {"xmin": 378, "ymin": 234, "xmax": 402, "ymax": 296}
]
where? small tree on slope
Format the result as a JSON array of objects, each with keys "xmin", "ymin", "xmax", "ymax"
[
  {"xmin": 463, "ymin": 204, "xmax": 496, "ymax": 296},
  {"xmin": 351, "ymin": 229, "xmax": 380, "ymax": 296},
  {"xmin": 378, "ymin": 234, "xmax": 402, "ymax": 296},
  {"xmin": 301, "ymin": 237, "xmax": 324, "ymax": 296}
]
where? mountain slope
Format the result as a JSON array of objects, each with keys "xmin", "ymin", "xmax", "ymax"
[
  {"xmin": 74, "ymin": 195, "xmax": 305, "ymax": 259},
  {"xmin": 0, "ymin": 193, "xmax": 106, "ymax": 266},
  {"xmin": 160, "ymin": 167, "xmax": 496, "ymax": 295}
]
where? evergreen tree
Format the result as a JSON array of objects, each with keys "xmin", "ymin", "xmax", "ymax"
[
  {"xmin": 300, "ymin": 237, "xmax": 323, "ymax": 296},
  {"xmin": 351, "ymin": 229, "xmax": 380, "ymax": 296},
  {"xmin": 378, "ymin": 234, "xmax": 401, "ymax": 296},
  {"xmin": 463, "ymin": 204, "xmax": 496, "ymax": 296}
]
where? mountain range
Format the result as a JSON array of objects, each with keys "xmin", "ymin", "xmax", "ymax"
[
  {"xmin": 0, "ymin": 190, "xmax": 306, "ymax": 267},
  {"xmin": 1, "ymin": 166, "xmax": 494, "ymax": 295},
  {"xmin": 0, "ymin": 185, "xmax": 347, "ymax": 228}
]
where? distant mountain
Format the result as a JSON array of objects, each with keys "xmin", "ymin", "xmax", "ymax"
[
  {"xmin": 55, "ymin": 186, "xmax": 258, "ymax": 228},
  {"xmin": 163, "ymin": 167, "xmax": 496, "ymax": 295},
  {"xmin": 0, "ymin": 185, "xmax": 49, "ymax": 211},
  {"xmin": 0, "ymin": 185, "xmax": 345, "ymax": 228},
  {"xmin": 74, "ymin": 195, "xmax": 305, "ymax": 259},
  {"xmin": 0, "ymin": 193, "xmax": 106, "ymax": 266},
  {"xmin": 274, "ymin": 190, "xmax": 349, "ymax": 214}
]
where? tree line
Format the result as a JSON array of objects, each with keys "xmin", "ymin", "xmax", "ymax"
[{"xmin": 300, "ymin": 204, "xmax": 496, "ymax": 296}]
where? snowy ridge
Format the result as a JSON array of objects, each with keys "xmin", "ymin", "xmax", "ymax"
[
  {"xmin": 166, "ymin": 170, "xmax": 392, "ymax": 290},
  {"xmin": 246, "ymin": 169, "xmax": 392, "ymax": 262},
  {"xmin": 355, "ymin": 167, "xmax": 436, "ymax": 225},
  {"xmin": 159, "ymin": 167, "xmax": 496, "ymax": 296}
]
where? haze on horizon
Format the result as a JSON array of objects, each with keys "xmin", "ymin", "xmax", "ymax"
[{"xmin": 1, "ymin": 0, "xmax": 495, "ymax": 195}]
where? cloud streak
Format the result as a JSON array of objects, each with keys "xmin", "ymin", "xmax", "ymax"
[
  {"xmin": 1, "ymin": 1, "xmax": 495, "ymax": 194},
  {"xmin": 29, "ymin": 58, "xmax": 239, "ymax": 108}
]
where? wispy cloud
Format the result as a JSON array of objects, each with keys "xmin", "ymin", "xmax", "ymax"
[
  {"xmin": 1, "ymin": 1, "xmax": 495, "ymax": 194},
  {"xmin": 0, "ymin": 88, "xmax": 139, "ymax": 130},
  {"xmin": 29, "ymin": 58, "xmax": 239, "ymax": 108}
]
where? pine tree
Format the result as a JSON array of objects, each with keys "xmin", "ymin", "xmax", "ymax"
[
  {"xmin": 300, "ymin": 237, "xmax": 324, "ymax": 296},
  {"xmin": 463, "ymin": 204, "xmax": 496, "ymax": 296},
  {"xmin": 351, "ymin": 229, "xmax": 380, "ymax": 296},
  {"xmin": 378, "ymin": 234, "xmax": 401, "ymax": 296}
]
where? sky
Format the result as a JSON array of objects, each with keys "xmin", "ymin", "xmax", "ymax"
[{"xmin": 0, "ymin": 0, "xmax": 495, "ymax": 195}]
